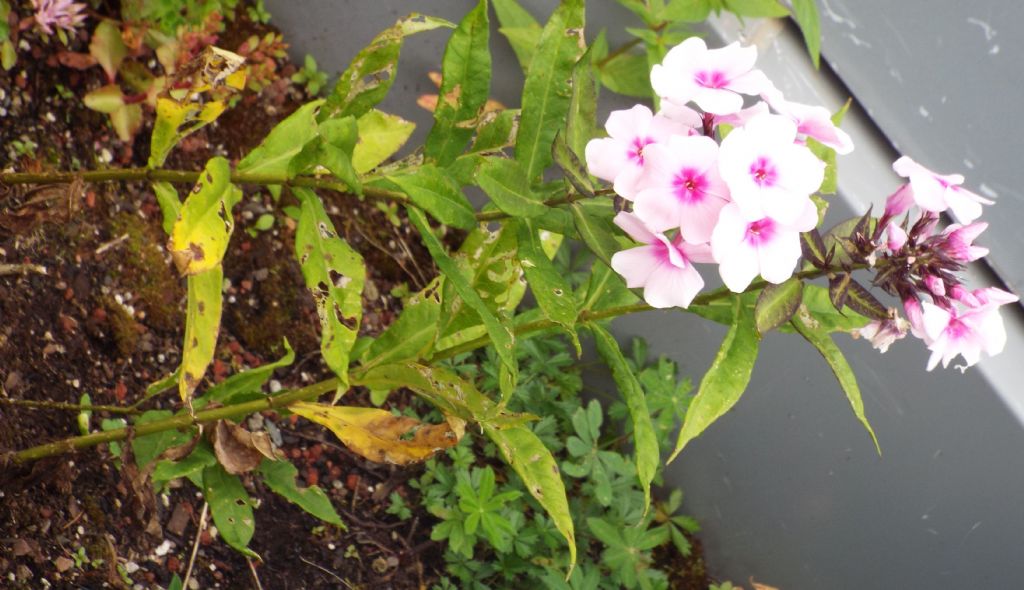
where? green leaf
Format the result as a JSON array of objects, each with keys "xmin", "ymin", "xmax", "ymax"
[
  {"xmin": 193, "ymin": 339, "xmax": 295, "ymax": 411},
  {"xmin": 754, "ymin": 278, "xmax": 804, "ymax": 336},
  {"xmin": 670, "ymin": 295, "xmax": 759, "ymax": 461},
  {"xmin": 169, "ymin": 157, "xmax": 241, "ymax": 275},
  {"xmin": 153, "ymin": 440, "xmax": 216, "ymax": 484},
  {"xmin": 578, "ymin": 260, "xmax": 638, "ymax": 313},
  {"xmin": 791, "ymin": 311, "xmax": 880, "ymax": 453},
  {"xmin": 320, "ymin": 14, "xmax": 454, "ymax": 121},
  {"xmin": 423, "ymin": 0, "xmax": 491, "ymax": 166},
  {"xmin": 599, "ymin": 52, "xmax": 651, "ymax": 98},
  {"xmin": 180, "ymin": 267, "xmax": 224, "ymax": 404},
  {"xmin": 407, "ymin": 206, "xmax": 518, "ymax": 401},
  {"xmin": 132, "ymin": 410, "xmax": 193, "ymax": 468},
  {"xmin": 258, "ymin": 459, "xmax": 345, "ymax": 527},
  {"xmin": 389, "ymin": 165, "xmax": 476, "ymax": 230},
  {"xmin": 354, "ymin": 361, "xmax": 498, "ymax": 423},
  {"xmin": 790, "ymin": 0, "xmax": 822, "ymax": 67},
  {"xmin": 82, "ymin": 84, "xmax": 125, "ymax": 114},
  {"xmin": 315, "ymin": 115, "xmax": 362, "ymax": 193},
  {"xmin": 237, "ymin": 100, "xmax": 323, "ymax": 200},
  {"xmin": 203, "ymin": 464, "xmax": 258, "ymax": 558},
  {"xmin": 476, "ymin": 157, "xmax": 548, "ymax": 217},
  {"xmin": 794, "ymin": 285, "xmax": 870, "ymax": 333},
  {"xmin": 470, "ymin": 108, "xmax": 520, "ymax": 154},
  {"xmin": 1, "ymin": 39, "xmax": 15, "ymax": 71},
  {"xmin": 360, "ymin": 283, "xmax": 441, "ymax": 371},
  {"xmin": 493, "ymin": 0, "xmax": 541, "ymax": 70},
  {"xmin": 724, "ymin": 0, "xmax": 788, "ymax": 17},
  {"xmin": 149, "ymin": 97, "xmax": 229, "ymax": 168},
  {"xmin": 294, "ymin": 188, "xmax": 365, "ymax": 390},
  {"xmin": 110, "ymin": 103, "xmax": 143, "ymax": 143},
  {"xmin": 89, "ymin": 20, "xmax": 127, "ymax": 81},
  {"xmin": 567, "ymin": 42, "xmax": 599, "ymax": 162},
  {"xmin": 483, "ymin": 424, "xmax": 576, "ymax": 569},
  {"xmin": 152, "ymin": 181, "xmax": 181, "ymax": 236},
  {"xmin": 661, "ymin": 0, "xmax": 713, "ymax": 22},
  {"xmin": 590, "ymin": 324, "xmax": 658, "ymax": 516},
  {"xmin": 570, "ymin": 201, "xmax": 620, "ymax": 267},
  {"xmin": 515, "ymin": 0, "xmax": 586, "ymax": 182},
  {"xmin": 517, "ymin": 220, "xmax": 578, "ymax": 350},
  {"xmin": 352, "ymin": 109, "xmax": 417, "ymax": 173}
]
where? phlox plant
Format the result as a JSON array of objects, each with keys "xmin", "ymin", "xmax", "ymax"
[{"xmin": 2, "ymin": 0, "xmax": 1015, "ymax": 574}]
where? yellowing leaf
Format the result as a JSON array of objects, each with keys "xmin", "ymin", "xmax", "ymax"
[
  {"xmin": 289, "ymin": 402, "xmax": 462, "ymax": 465},
  {"xmin": 352, "ymin": 109, "xmax": 416, "ymax": 173},
  {"xmin": 169, "ymin": 157, "xmax": 242, "ymax": 275},
  {"xmin": 180, "ymin": 267, "xmax": 223, "ymax": 405}
]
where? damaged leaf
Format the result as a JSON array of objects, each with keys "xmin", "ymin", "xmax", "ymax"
[
  {"xmin": 179, "ymin": 267, "xmax": 223, "ymax": 405},
  {"xmin": 210, "ymin": 419, "xmax": 280, "ymax": 475},
  {"xmin": 169, "ymin": 157, "xmax": 242, "ymax": 275}
]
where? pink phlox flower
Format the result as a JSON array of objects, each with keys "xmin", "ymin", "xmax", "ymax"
[
  {"xmin": 717, "ymin": 113, "xmax": 825, "ymax": 226},
  {"xmin": 883, "ymin": 184, "xmax": 915, "ymax": 218},
  {"xmin": 585, "ymin": 105, "xmax": 695, "ymax": 200},
  {"xmin": 855, "ymin": 316, "xmax": 910, "ymax": 353},
  {"xmin": 650, "ymin": 38, "xmax": 771, "ymax": 115},
  {"xmin": 610, "ymin": 212, "xmax": 713, "ymax": 309},
  {"xmin": 919, "ymin": 287, "xmax": 1018, "ymax": 371},
  {"xmin": 632, "ymin": 134, "xmax": 730, "ymax": 243},
  {"xmin": 923, "ymin": 274, "xmax": 946, "ymax": 297},
  {"xmin": 939, "ymin": 222, "xmax": 989, "ymax": 263},
  {"xmin": 656, "ymin": 102, "xmax": 703, "ymax": 130},
  {"xmin": 713, "ymin": 101, "xmax": 770, "ymax": 130},
  {"xmin": 762, "ymin": 86, "xmax": 854, "ymax": 154},
  {"xmin": 710, "ymin": 201, "xmax": 817, "ymax": 292},
  {"xmin": 32, "ymin": 0, "xmax": 87, "ymax": 35},
  {"xmin": 886, "ymin": 222, "xmax": 908, "ymax": 251},
  {"xmin": 892, "ymin": 156, "xmax": 993, "ymax": 223}
]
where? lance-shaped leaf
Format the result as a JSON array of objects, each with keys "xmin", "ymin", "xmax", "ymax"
[
  {"xmin": 203, "ymin": 464, "xmax": 258, "ymax": 558},
  {"xmin": 294, "ymin": 188, "xmax": 366, "ymax": 390},
  {"xmin": 790, "ymin": 0, "xmax": 822, "ymax": 67},
  {"xmin": 566, "ymin": 41, "xmax": 598, "ymax": 161},
  {"xmin": 823, "ymin": 213, "xmax": 876, "ymax": 266},
  {"xmin": 670, "ymin": 295, "xmax": 759, "ymax": 461},
  {"xmin": 590, "ymin": 324, "xmax": 658, "ymax": 515},
  {"xmin": 237, "ymin": 100, "xmax": 324, "ymax": 180},
  {"xmin": 829, "ymin": 272, "xmax": 853, "ymax": 312},
  {"xmin": 170, "ymin": 157, "xmax": 241, "ymax": 275},
  {"xmin": 193, "ymin": 338, "xmax": 294, "ymax": 411},
  {"xmin": 359, "ymin": 283, "xmax": 441, "ymax": 371},
  {"xmin": 389, "ymin": 165, "xmax": 476, "ymax": 230},
  {"xmin": 483, "ymin": 424, "xmax": 576, "ymax": 569},
  {"xmin": 843, "ymin": 279, "xmax": 889, "ymax": 321},
  {"xmin": 353, "ymin": 109, "xmax": 417, "ymax": 173},
  {"xmin": 407, "ymin": 206, "xmax": 518, "ymax": 399},
  {"xmin": 290, "ymin": 402, "xmax": 462, "ymax": 464},
  {"xmin": 470, "ymin": 108, "xmax": 520, "ymax": 154},
  {"xmin": 800, "ymin": 228, "xmax": 829, "ymax": 268},
  {"xmin": 424, "ymin": 0, "xmax": 491, "ymax": 166},
  {"xmin": 599, "ymin": 51, "xmax": 650, "ymax": 98},
  {"xmin": 515, "ymin": 0, "xmax": 585, "ymax": 182},
  {"xmin": 353, "ymin": 361, "xmax": 496, "ymax": 422},
  {"xmin": 476, "ymin": 157, "xmax": 548, "ymax": 217},
  {"xmin": 793, "ymin": 285, "xmax": 871, "ymax": 333},
  {"xmin": 493, "ymin": 0, "xmax": 541, "ymax": 70},
  {"xmin": 570, "ymin": 201, "xmax": 620, "ymax": 267},
  {"xmin": 153, "ymin": 181, "xmax": 181, "ymax": 236},
  {"xmin": 180, "ymin": 267, "xmax": 223, "ymax": 404},
  {"xmin": 791, "ymin": 312, "xmax": 880, "ymax": 453},
  {"xmin": 320, "ymin": 14, "xmax": 454, "ymax": 122},
  {"xmin": 755, "ymin": 278, "xmax": 804, "ymax": 336},
  {"xmin": 258, "ymin": 459, "xmax": 345, "ymax": 528},
  {"xmin": 517, "ymin": 220, "xmax": 578, "ymax": 351},
  {"xmin": 149, "ymin": 99, "xmax": 226, "ymax": 168},
  {"xmin": 578, "ymin": 260, "xmax": 638, "ymax": 313}
]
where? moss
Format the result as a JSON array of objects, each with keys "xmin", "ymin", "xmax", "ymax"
[
  {"xmin": 229, "ymin": 259, "xmax": 308, "ymax": 358},
  {"xmin": 102, "ymin": 295, "xmax": 141, "ymax": 357},
  {"xmin": 108, "ymin": 213, "xmax": 182, "ymax": 332}
]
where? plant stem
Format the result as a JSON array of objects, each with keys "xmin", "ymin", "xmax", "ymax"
[{"xmin": 0, "ymin": 397, "xmax": 142, "ymax": 415}]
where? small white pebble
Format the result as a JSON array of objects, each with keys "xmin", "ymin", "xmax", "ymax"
[
  {"xmin": 77, "ymin": 525, "xmax": 85, "ymax": 536},
  {"xmin": 99, "ymin": 149, "xmax": 113, "ymax": 164},
  {"xmin": 154, "ymin": 540, "xmax": 173, "ymax": 557},
  {"xmin": 328, "ymin": 543, "xmax": 336, "ymax": 550},
  {"xmin": 269, "ymin": 380, "xmax": 282, "ymax": 393},
  {"xmin": 125, "ymin": 561, "xmax": 140, "ymax": 574}
]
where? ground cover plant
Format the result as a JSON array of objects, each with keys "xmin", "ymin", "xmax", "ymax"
[{"xmin": 0, "ymin": 0, "xmax": 1016, "ymax": 588}]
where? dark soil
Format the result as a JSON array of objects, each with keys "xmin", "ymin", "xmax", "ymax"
[{"xmin": 0, "ymin": 2, "xmax": 711, "ymax": 589}]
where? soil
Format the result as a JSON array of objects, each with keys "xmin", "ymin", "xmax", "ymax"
[{"xmin": 0, "ymin": 3, "xmax": 711, "ymax": 589}]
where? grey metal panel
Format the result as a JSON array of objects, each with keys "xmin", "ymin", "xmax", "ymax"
[
  {"xmin": 814, "ymin": 0, "xmax": 1024, "ymax": 295},
  {"xmin": 266, "ymin": 3, "xmax": 1024, "ymax": 588}
]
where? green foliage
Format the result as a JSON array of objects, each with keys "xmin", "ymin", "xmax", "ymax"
[
  {"xmin": 292, "ymin": 54, "xmax": 329, "ymax": 96},
  {"xmin": 257, "ymin": 459, "xmax": 345, "ymax": 527},
  {"xmin": 203, "ymin": 464, "xmax": 258, "ymax": 558}
]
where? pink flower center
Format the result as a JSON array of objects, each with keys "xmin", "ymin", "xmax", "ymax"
[
  {"xmin": 627, "ymin": 137, "xmax": 654, "ymax": 165},
  {"xmin": 672, "ymin": 168, "xmax": 708, "ymax": 203},
  {"xmin": 749, "ymin": 157, "xmax": 777, "ymax": 187},
  {"xmin": 945, "ymin": 317, "xmax": 969, "ymax": 340},
  {"xmin": 744, "ymin": 218, "xmax": 776, "ymax": 246},
  {"xmin": 695, "ymin": 70, "xmax": 728, "ymax": 89}
]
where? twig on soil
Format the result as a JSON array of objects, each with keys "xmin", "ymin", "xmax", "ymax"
[
  {"xmin": 0, "ymin": 262, "xmax": 47, "ymax": 276},
  {"xmin": 247, "ymin": 557, "xmax": 265, "ymax": 590},
  {"xmin": 182, "ymin": 501, "xmax": 208, "ymax": 590},
  {"xmin": 299, "ymin": 556, "xmax": 350, "ymax": 586},
  {"xmin": 94, "ymin": 232, "xmax": 129, "ymax": 256}
]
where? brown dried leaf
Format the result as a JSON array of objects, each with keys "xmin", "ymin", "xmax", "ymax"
[
  {"xmin": 209, "ymin": 419, "xmax": 280, "ymax": 475},
  {"xmin": 56, "ymin": 51, "xmax": 97, "ymax": 70},
  {"xmin": 289, "ymin": 402, "xmax": 462, "ymax": 465}
]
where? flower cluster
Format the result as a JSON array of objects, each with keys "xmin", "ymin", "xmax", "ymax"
[
  {"xmin": 32, "ymin": 0, "xmax": 87, "ymax": 36},
  {"xmin": 586, "ymin": 37, "xmax": 851, "ymax": 308},
  {"xmin": 851, "ymin": 157, "xmax": 1017, "ymax": 371},
  {"xmin": 586, "ymin": 37, "xmax": 1018, "ymax": 371}
]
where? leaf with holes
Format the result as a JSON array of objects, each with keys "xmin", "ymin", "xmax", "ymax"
[
  {"xmin": 320, "ymin": 14, "xmax": 454, "ymax": 122},
  {"xmin": 352, "ymin": 109, "xmax": 417, "ymax": 173},
  {"xmin": 294, "ymin": 188, "xmax": 366, "ymax": 390},
  {"xmin": 670, "ymin": 295, "xmax": 759, "ymax": 461},
  {"xmin": 290, "ymin": 402, "xmax": 462, "ymax": 464},
  {"xmin": 169, "ymin": 157, "xmax": 241, "ymax": 275},
  {"xmin": 258, "ymin": 459, "xmax": 345, "ymax": 527},
  {"xmin": 180, "ymin": 267, "xmax": 223, "ymax": 404},
  {"xmin": 483, "ymin": 423, "xmax": 576, "ymax": 569},
  {"xmin": 515, "ymin": 0, "xmax": 585, "ymax": 182},
  {"xmin": 469, "ymin": 108, "xmax": 520, "ymax": 154},
  {"xmin": 203, "ymin": 464, "xmax": 258, "ymax": 558},
  {"xmin": 517, "ymin": 220, "xmax": 578, "ymax": 351},
  {"xmin": 149, "ymin": 98, "xmax": 227, "ymax": 168},
  {"xmin": 424, "ymin": 0, "xmax": 491, "ymax": 166}
]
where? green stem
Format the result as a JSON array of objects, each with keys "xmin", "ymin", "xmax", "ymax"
[{"xmin": 0, "ymin": 397, "xmax": 142, "ymax": 415}]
